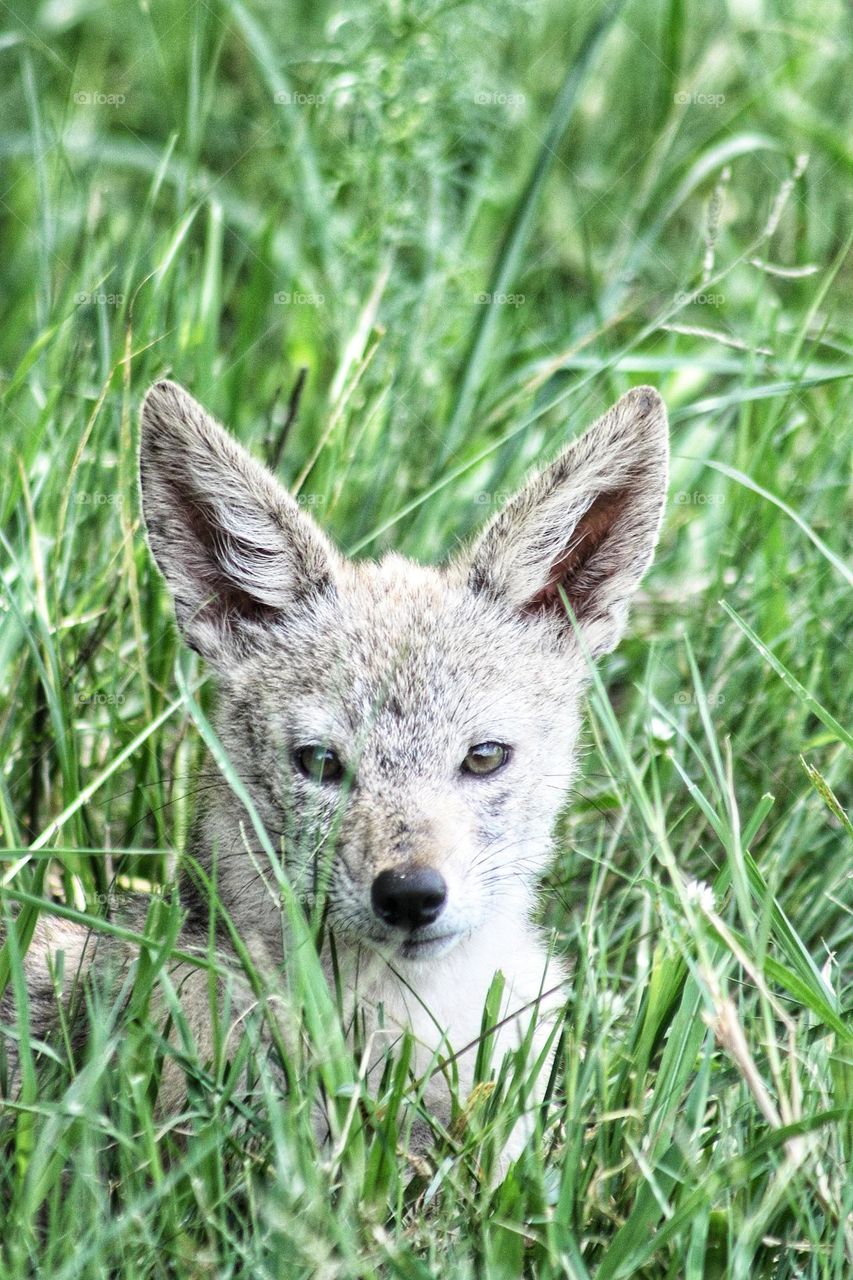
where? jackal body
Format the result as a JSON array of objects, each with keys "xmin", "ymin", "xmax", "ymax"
[{"xmin": 3, "ymin": 381, "xmax": 668, "ymax": 1152}]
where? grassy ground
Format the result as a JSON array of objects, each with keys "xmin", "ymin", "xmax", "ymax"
[{"xmin": 0, "ymin": 0, "xmax": 851, "ymax": 1275}]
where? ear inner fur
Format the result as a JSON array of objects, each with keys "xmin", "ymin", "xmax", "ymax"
[
  {"xmin": 521, "ymin": 486, "xmax": 630, "ymax": 619},
  {"xmin": 458, "ymin": 386, "xmax": 669, "ymax": 654},
  {"xmin": 165, "ymin": 490, "xmax": 287, "ymax": 628},
  {"xmin": 139, "ymin": 379, "xmax": 338, "ymax": 661}
]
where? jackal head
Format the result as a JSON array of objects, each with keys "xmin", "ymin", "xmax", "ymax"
[{"xmin": 139, "ymin": 381, "xmax": 668, "ymax": 962}]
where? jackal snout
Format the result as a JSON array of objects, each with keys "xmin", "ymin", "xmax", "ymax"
[{"xmin": 370, "ymin": 864, "xmax": 448, "ymax": 932}]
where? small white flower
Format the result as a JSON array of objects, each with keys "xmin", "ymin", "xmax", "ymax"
[
  {"xmin": 650, "ymin": 715, "xmax": 675, "ymax": 742},
  {"xmin": 685, "ymin": 878, "xmax": 715, "ymax": 912}
]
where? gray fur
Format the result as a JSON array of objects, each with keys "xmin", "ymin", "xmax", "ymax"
[{"xmin": 2, "ymin": 380, "xmax": 669, "ymax": 1160}]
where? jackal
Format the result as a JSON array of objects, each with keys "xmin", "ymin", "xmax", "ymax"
[{"xmin": 1, "ymin": 381, "xmax": 668, "ymax": 1159}]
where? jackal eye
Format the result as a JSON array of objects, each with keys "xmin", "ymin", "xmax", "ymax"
[
  {"xmin": 461, "ymin": 742, "xmax": 510, "ymax": 776},
  {"xmin": 294, "ymin": 744, "xmax": 344, "ymax": 783}
]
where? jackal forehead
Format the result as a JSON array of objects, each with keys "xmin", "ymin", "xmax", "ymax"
[{"xmin": 242, "ymin": 560, "xmax": 556, "ymax": 749}]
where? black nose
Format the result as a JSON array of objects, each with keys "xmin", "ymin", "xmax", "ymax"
[{"xmin": 371, "ymin": 865, "xmax": 448, "ymax": 931}]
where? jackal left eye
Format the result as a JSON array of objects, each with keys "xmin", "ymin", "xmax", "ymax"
[
  {"xmin": 294, "ymin": 744, "xmax": 344, "ymax": 783},
  {"xmin": 461, "ymin": 742, "xmax": 510, "ymax": 776}
]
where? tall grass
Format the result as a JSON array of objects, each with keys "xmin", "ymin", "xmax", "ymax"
[{"xmin": 0, "ymin": 0, "xmax": 850, "ymax": 1275}]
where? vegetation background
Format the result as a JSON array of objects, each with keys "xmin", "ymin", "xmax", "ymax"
[{"xmin": 0, "ymin": 0, "xmax": 850, "ymax": 1275}]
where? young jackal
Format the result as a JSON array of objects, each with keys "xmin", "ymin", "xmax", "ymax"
[{"xmin": 3, "ymin": 381, "xmax": 668, "ymax": 1156}]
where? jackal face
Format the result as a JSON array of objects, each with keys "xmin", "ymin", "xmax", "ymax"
[{"xmin": 140, "ymin": 382, "xmax": 668, "ymax": 962}]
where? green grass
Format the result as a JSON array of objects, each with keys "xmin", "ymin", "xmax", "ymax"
[{"xmin": 1, "ymin": 0, "xmax": 851, "ymax": 1274}]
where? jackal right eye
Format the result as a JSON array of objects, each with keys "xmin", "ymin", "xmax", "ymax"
[
  {"xmin": 461, "ymin": 741, "xmax": 510, "ymax": 776},
  {"xmin": 294, "ymin": 744, "xmax": 344, "ymax": 783}
]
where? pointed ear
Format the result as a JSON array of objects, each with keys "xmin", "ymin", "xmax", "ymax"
[
  {"xmin": 459, "ymin": 386, "xmax": 669, "ymax": 657},
  {"xmin": 139, "ymin": 380, "xmax": 338, "ymax": 665}
]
